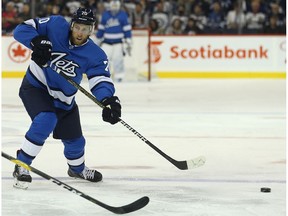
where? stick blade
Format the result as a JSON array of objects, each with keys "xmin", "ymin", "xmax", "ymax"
[
  {"xmin": 172, "ymin": 156, "xmax": 206, "ymax": 170},
  {"xmin": 110, "ymin": 196, "xmax": 149, "ymax": 214},
  {"xmin": 186, "ymin": 156, "xmax": 206, "ymax": 170}
]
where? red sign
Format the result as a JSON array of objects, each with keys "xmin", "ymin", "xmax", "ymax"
[
  {"xmin": 8, "ymin": 41, "xmax": 31, "ymax": 63},
  {"xmin": 150, "ymin": 41, "xmax": 163, "ymax": 63}
]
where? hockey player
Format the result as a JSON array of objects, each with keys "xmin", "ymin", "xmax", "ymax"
[
  {"xmin": 96, "ymin": 0, "xmax": 132, "ymax": 82},
  {"xmin": 12, "ymin": 8, "xmax": 121, "ymax": 189}
]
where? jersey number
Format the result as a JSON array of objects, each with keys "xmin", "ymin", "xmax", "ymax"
[{"xmin": 104, "ymin": 60, "xmax": 109, "ymax": 72}]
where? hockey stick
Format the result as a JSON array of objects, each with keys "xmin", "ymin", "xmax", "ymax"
[
  {"xmin": 2, "ymin": 151, "xmax": 149, "ymax": 214},
  {"xmin": 59, "ymin": 72, "xmax": 206, "ymax": 170}
]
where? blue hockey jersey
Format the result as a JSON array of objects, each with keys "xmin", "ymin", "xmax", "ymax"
[
  {"xmin": 96, "ymin": 10, "xmax": 132, "ymax": 44},
  {"xmin": 13, "ymin": 15, "xmax": 115, "ymax": 111}
]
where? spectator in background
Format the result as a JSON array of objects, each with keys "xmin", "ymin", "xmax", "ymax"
[
  {"xmin": 35, "ymin": 1, "xmax": 46, "ymax": 17},
  {"xmin": 95, "ymin": 1, "xmax": 106, "ymax": 23},
  {"xmin": 66, "ymin": 0, "xmax": 82, "ymax": 14},
  {"xmin": 122, "ymin": 3, "xmax": 134, "ymax": 25},
  {"xmin": 124, "ymin": 0, "xmax": 137, "ymax": 11},
  {"xmin": 177, "ymin": 0, "xmax": 197, "ymax": 16},
  {"xmin": 245, "ymin": 0, "xmax": 268, "ymax": 14},
  {"xmin": 199, "ymin": 0, "xmax": 212, "ymax": 17},
  {"xmin": 45, "ymin": 3, "xmax": 61, "ymax": 16},
  {"xmin": 52, "ymin": 0, "xmax": 64, "ymax": 15},
  {"xmin": 83, "ymin": 0, "xmax": 98, "ymax": 14},
  {"xmin": 206, "ymin": 1, "xmax": 225, "ymax": 33},
  {"xmin": 225, "ymin": 1, "xmax": 246, "ymax": 33},
  {"xmin": 145, "ymin": 0, "xmax": 159, "ymax": 15},
  {"xmin": 61, "ymin": 6, "xmax": 72, "ymax": 23},
  {"xmin": 2, "ymin": 2, "xmax": 21, "ymax": 35},
  {"xmin": 13, "ymin": 0, "xmax": 24, "ymax": 14},
  {"xmin": 266, "ymin": 2, "xmax": 285, "ymax": 28},
  {"xmin": 35, "ymin": 1, "xmax": 62, "ymax": 18},
  {"xmin": 218, "ymin": 0, "xmax": 234, "ymax": 14},
  {"xmin": 1, "ymin": 0, "xmax": 286, "ymax": 35},
  {"xmin": 264, "ymin": 15, "xmax": 286, "ymax": 34},
  {"xmin": 46, "ymin": 3, "xmax": 54, "ymax": 16},
  {"xmin": 131, "ymin": 2, "xmax": 149, "ymax": 28},
  {"xmin": 277, "ymin": 0, "xmax": 286, "ymax": 17},
  {"xmin": 151, "ymin": 2, "xmax": 169, "ymax": 33},
  {"xmin": 170, "ymin": 4, "xmax": 188, "ymax": 29},
  {"xmin": 186, "ymin": 0, "xmax": 210, "ymax": 17},
  {"xmin": 184, "ymin": 17, "xmax": 202, "ymax": 35},
  {"xmin": 149, "ymin": 18, "xmax": 164, "ymax": 34},
  {"xmin": 138, "ymin": 0, "xmax": 147, "ymax": 14},
  {"xmin": 166, "ymin": 18, "xmax": 183, "ymax": 34},
  {"xmin": 245, "ymin": 0, "xmax": 266, "ymax": 34},
  {"xmin": 17, "ymin": 3, "xmax": 31, "ymax": 23},
  {"xmin": 190, "ymin": 3, "xmax": 208, "ymax": 32}
]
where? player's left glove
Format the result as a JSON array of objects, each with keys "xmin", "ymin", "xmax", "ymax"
[
  {"xmin": 123, "ymin": 38, "xmax": 132, "ymax": 56},
  {"xmin": 126, "ymin": 43, "xmax": 132, "ymax": 56},
  {"xmin": 101, "ymin": 96, "xmax": 121, "ymax": 124}
]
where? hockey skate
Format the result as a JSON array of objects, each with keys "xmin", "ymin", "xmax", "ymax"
[
  {"xmin": 13, "ymin": 164, "xmax": 32, "ymax": 189},
  {"xmin": 68, "ymin": 166, "xmax": 102, "ymax": 182}
]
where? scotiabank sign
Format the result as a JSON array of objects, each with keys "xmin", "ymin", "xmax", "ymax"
[
  {"xmin": 170, "ymin": 45, "xmax": 268, "ymax": 59},
  {"xmin": 2, "ymin": 35, "xmax": 286, "ymax": 78},
  {"xmin": 152, "ymin": 36, "xmax": 285, "ymax": 75}
]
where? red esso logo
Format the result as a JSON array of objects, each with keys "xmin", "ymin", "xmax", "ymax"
[
  {"xmin": 150, "ymin": 41, "xmax": 163, "ymax": 63},
  {"xmin": 8, "ymin": 41, "xmax": 31, "ymax": 63}
]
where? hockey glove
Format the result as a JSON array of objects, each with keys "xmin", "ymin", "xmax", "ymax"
[
  {"xmin": 122, "ymin": 38, "xmax": 132, "ymax": 56},
  {"xmin": 126, "ymin": 43, "xmax": 132, "ymax": 56},
  {"xmin": 30, "ymin": 35, "xmax": 52, "ymax": 67},
  {"xmin": 101, "ymin": 96, "xmax": 121, "ymax": 124}
]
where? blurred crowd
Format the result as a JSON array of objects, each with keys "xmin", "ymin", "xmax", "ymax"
[{"xmin": 2, "ymin": 0, "xmax": 286, "ymax": 35}]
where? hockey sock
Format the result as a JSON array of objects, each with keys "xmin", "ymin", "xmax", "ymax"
[
  {"xmin": 18, "ymin": 112, "xmax": 57, "ymax": 165},
  {"xmin": 63, "ymin": 136, "xmax": 86, "ymax": 173}
]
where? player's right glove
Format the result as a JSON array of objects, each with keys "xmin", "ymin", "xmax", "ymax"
[
  {"xmin": 30, "ymin": 35, "xmax": 52, "ymax": 67},
  {"xmin": 101, "ymin": 96, "xmax": 121, "ymax": 125}
]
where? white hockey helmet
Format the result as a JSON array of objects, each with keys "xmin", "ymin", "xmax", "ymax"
[{"xmin": 110, "ymin": 0, "xmax": 121, "ymax": 15}]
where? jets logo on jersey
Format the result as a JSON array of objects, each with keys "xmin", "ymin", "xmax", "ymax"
[
  {"xmin": 105, "ymin": 18, "xmax": 120, "ymax": 28},
  {"xmin": 50, "ymin": 52, "xmax": 79, "ymax": 77}
]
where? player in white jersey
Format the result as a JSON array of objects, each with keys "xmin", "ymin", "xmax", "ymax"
[
  {"xmin": 96, "ymin": 0, "xmax": 132, "ymax": 82},
  {"xmin": 12, "ymin": 8, "xmax": 122, "ymax": 189}
]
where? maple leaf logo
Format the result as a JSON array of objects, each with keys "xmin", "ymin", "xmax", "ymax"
[
  {"xmin": 8, "ymin": 41, "xmax": 31, "ymax": 63},
  {"xmin": 12, "ymin": 45, "xmax": 27, "ymax": 57}
]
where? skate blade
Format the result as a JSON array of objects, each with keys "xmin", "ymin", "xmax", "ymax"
[{"xmin": 13, "ymin": 179, "xmax": 30, "ymax": 190}]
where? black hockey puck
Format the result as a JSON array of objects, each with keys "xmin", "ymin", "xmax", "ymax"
[{"xmin": 260, "ymin": 187, "xmax": 271, "ymax": 193}]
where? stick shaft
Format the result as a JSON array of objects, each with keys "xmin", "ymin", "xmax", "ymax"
[
  {"xmin": 2, "ymin": 151, "xmax": 149, "ymax": 214},
  {"xmin": 60, "ymin": 72, "xmax": 189, "ymax": 170}
]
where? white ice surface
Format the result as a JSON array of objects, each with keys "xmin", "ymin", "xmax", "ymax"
[{"xmin": 2, "ymin": 78, "xmax": 286, "ymax": 216}]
